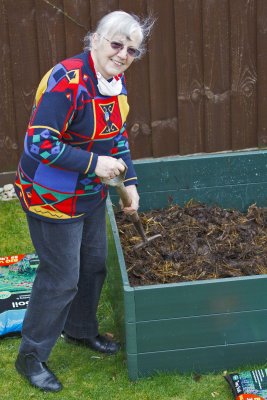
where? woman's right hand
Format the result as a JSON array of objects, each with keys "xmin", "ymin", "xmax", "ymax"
[{"xmin": 95, "ymin": 156, "xmax": 125, "ymax": 179}]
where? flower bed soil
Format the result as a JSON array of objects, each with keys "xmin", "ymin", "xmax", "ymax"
[{"xmin": 116, "ymin": 202, "xmax": 267, "ymax": 287}]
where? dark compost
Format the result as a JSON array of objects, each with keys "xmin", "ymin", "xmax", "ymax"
[{"xmin": 115, "ymin": 202, "xmax": 267, "ymax": 287}]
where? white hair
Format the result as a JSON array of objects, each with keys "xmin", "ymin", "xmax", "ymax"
[{"xmin": 84, "ymin": 10, "xmax": 155, "ymax": 59}]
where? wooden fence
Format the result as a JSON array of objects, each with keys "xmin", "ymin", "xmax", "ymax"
[{"xmin": 1, "ymin": 0, "xmax": 267, "ymax": 174}]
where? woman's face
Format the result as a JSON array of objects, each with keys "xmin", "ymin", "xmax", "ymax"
[{"xmin": 91, "ymin": 31, "xmax": 142, "ymax": 79}]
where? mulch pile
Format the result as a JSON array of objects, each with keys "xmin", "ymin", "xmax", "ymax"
[{"xmin": 115, "ymin": 202, "xmax": 267, "ymax": 286}]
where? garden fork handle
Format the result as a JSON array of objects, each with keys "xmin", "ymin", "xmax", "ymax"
[
  {"xmin": 116, "ymin": 183, "xmax": 139, "ymax": 223},
  {"xmin": 116, "ymin": 183, "xmax": 147, "ymax": 241}
]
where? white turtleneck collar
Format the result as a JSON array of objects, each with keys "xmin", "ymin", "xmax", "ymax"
[{"xmin": 96, "ymin": 71, "xmax": 123, "ymax": 96}]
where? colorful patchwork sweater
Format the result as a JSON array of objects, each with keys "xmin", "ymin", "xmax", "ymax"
[{"xmin": 15, "ymin": 52, "xmax": 137, "ymax": 223}]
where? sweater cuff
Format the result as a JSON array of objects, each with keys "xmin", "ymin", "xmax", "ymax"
[
  {"xmin": 124, "ymin": 176, "xmax": 138, "ymax": 186},
  {"xmin": 84, "ymin": 152, "xmax": 98, "ymax": 174}
]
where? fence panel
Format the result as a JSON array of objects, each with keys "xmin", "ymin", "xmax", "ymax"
[
  {"xmin": 175, "ymin": 0, "xmax": 204, "ymax": 155},
  {"xmin": 230, "ymin": 0, "xmax": 257, "ymax": 150},
  {"xmin": 63, "ymin": 0, "xmax": 91, "ymax": 57},
  {"xmin": 1, "ymin": 0, "xmax": 267, "ymax": 174},
  {"xmin": 5, "ymin": 0, "xmax": 39, "ymax": 165},
  {"xmin": 0, "ymin": 0, "xmax": 18, "ymax": 172},
  {"xmin": 35, "ymin": 0, "xmax": 66, "ymax": 76},
  {"xmin": 257, "ymin": 0, "xmax": 267, "ymax": 148},
  {"xmin": 203, "ymin": 0, "xmax": 231, "ymax": 152},
  {"xmin": 148, "ymin": 0, "xmax": 179, "ymax": 157}
]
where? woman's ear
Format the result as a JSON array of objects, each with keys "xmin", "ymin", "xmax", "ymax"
[{"xmin": 91, "ymin": 33, "xmax": 99, "ymax": 50}]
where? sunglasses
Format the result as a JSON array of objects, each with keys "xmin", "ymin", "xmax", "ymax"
[{"xmin": 103, "ymin": 37, "xmax": 141, "ymax": 58}]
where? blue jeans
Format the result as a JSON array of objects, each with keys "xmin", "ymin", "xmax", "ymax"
[{"xmin": 19, "ymin": 201, "xmax": 107, "ymax": 361}]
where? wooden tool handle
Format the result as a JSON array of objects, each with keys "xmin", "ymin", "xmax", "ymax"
[
  {"xmin": 116, "ymin": 184, "xmax": 139, "ymax": 222},
  {"xmin": 116, "ymin": 183, "xmax": 131, "ymax": 207},
  {"xmin": 116, "ymin": 182, "xmax": 148, "ymax": 242}
]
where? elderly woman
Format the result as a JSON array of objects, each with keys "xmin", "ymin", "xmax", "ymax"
[{"xmin": 14, "ymin": 10, "xmax": 154, "ymax": 392}]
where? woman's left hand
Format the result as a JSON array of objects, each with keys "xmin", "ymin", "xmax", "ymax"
[{"xmin": 120, "ymin": 185, "xmax": 140, "ymax": 214}]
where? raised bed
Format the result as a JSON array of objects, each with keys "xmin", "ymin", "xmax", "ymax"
[{"xmin": 106, "ymin": 150, "xmax": 267, "ymax": 380}]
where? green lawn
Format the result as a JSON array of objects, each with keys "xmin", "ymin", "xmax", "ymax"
[{"xmin": 0, "ymin": 200, "xmax": 261, "ymax": 399}]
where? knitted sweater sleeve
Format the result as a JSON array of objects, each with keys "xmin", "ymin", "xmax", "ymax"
[
  {"xmin": 24, "ymin": 65, "xmax": 98, "ymax": 175},
  {"xmin": 111, "ymin": 123, "xmax": 138, "ymax": 186}
]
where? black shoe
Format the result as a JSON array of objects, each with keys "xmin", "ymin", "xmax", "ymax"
[
  {"xmin": 15, "ymin": 353, "xmax": 62, "ymax": 392},
  {"xmin": 64, "ymin": 333, "xmax": 120, "ymax": 355}
]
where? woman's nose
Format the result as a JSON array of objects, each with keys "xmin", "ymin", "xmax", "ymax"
[{"xmin": 117, "ymin": 46, "xmax": 128, "ymax": 58}]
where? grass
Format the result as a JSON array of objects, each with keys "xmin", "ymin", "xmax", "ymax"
[{"xmin": 0, "ymin": 200, "xmax": 263, "ymax": 399}]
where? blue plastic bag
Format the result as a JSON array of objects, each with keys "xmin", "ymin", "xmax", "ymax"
[{"xmin": 0, "ymin": 254, "xmax": 38, "ymax": 337}]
